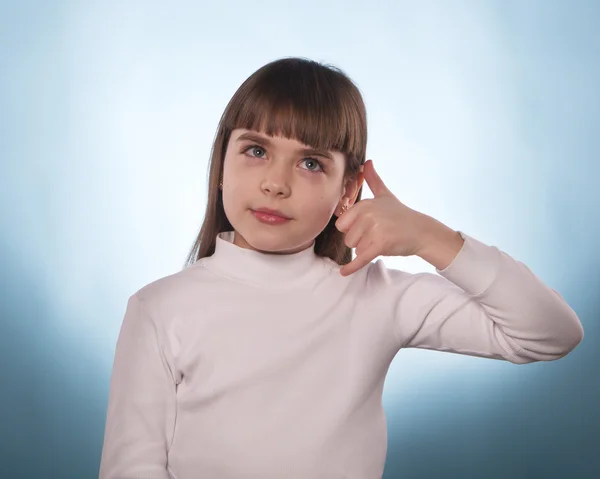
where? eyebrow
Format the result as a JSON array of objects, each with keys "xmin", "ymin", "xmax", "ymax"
[{"xmin": 235, "ymin": 131, "xmax": 334, "ymax": 161}]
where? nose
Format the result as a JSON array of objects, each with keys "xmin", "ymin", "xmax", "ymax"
[{"xmin": 261, "ymin": 166, "xmax": 291, "ymax": 197}]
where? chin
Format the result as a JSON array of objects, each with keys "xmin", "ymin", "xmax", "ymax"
[
  {"xmin": 236, "ymin": 223, "xmax": 315, "ymax": 254},
  {"xmin": 247, "ymin": 230, "xmax": 300, "ymax": 253}
]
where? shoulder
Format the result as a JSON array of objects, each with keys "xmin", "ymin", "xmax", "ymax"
[
  {"xmin": 130, "ymin": 261, "xmax": 212, "ymax": 321},
  {"xmin": 326, "ymin": 256, "xmax": 421, "ymax": 287},
  {"xmin": 329, "ymin": 257, "xmax": 450, "ymax": 300}
]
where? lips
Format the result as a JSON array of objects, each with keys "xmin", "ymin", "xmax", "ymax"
[{"xmin": 252, "ymin": 207, "xmax": 291, "ymax": 220}]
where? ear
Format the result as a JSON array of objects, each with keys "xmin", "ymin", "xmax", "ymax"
[{"xmin": 336, "ymin": 165, "xmax": 365, "ymax": 215}]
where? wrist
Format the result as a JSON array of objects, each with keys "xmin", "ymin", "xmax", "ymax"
[{"xmin": 416, "ymin": 215, "xmax": 464, "ymax": 270}]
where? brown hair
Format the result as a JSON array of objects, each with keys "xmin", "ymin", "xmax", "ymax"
[{"xmin": 183, "ymin": 57, "xmax": 368, "ymax": 269}]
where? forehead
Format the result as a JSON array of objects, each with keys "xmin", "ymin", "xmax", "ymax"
[
  {"xmin": 233, "ymin": 128, "xmax": 320, "ymax": 149},
  {"xmin": 233, "ymin": 128, "xmax": 345, "ymax": 161}
]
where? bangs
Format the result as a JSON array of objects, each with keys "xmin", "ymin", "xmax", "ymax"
[{"xmin": 223, "ymin": 59, "xmax": 365, "ymax": 161}]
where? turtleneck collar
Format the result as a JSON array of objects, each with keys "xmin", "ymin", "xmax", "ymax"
[{"xmin": 199, "ymin": 231, "xmax": 333, "ymax": 289}]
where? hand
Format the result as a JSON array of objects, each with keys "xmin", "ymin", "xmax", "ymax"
[{"xmin": 335, "ymin": 159, "xmax": 430, "ymax": 276}]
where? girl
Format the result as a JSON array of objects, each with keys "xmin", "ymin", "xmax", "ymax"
[{"xmin": 99, "ymin": 57, "xmax": 584, "ymax": 479}]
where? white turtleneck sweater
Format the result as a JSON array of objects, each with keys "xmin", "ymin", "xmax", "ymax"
[{"xmin": 99, "ymin": 230, "xmax": 583, "ymax": 479}]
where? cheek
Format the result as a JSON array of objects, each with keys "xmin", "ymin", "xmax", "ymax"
[
  {"xmin": 222, "ymin": 185, "xmax": 245, "ymax": 216},
  {"xmin": 300, "ymin": 192, "xmax": 338, "ymax": 218}
]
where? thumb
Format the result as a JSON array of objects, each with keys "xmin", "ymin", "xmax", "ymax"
[{"xmin": 364, "ymin": 160, "xmax": 391, "ymax": 197}]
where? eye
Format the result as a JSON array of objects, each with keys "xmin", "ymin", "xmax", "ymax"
[
  {"xmin": 300, "ymin": 158, "xmax": 325, "ymax": 173},
  {"xmin": 243, "ymin": 145, "xmax": 266, "ymax": 158},
  {"xmin": 242, "ymin": 145, "xmax": 325, "ymax": 173}
]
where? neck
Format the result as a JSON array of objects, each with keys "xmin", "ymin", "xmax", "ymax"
[
  {"xmin": 232, "ymin": 230, "xmax": 316, "ymax": 255},
  {"xmin": 198, "ymin": 231, "xmax": 333, "ymax": 289}
]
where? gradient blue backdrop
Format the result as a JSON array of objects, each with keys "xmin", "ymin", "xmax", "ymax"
[{"xmin": 1, "ymin": 1, "xmax": 598, "ymax": 478}]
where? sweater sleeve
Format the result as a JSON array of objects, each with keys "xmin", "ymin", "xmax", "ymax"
[
  {"xmin": 386, "ymin": 232, "xmax": 584, "ymax": 364},
  {"xmin": 99, "ymin": 293, "xmax": 177, "ymax": 479}
]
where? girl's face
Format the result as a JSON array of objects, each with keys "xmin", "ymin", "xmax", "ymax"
[{"xmin": 222, "ymin": 128, "xmax": 349, "ymax": 254}]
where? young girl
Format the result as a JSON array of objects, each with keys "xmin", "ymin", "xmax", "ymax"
[{"xmin": 99, "ymin": 57, "xmax": 584, "ymax": 479}]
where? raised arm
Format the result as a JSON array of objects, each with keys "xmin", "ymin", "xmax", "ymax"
[{"xmin": 380, "ymin": 232, "xmax": 584, "ymax": 364}]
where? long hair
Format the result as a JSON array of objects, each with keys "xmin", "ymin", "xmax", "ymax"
[{"xmin": 183, "ymin": 57, "xmax": 368, "ymax": 269}]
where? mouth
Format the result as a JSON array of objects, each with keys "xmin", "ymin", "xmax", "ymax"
[
  {"xmin": 251, "ymin": 208, "xmax": 292, "ymax": 225},
  {"xmin": 251, "ymin": 208, "xmax": 292, "ymax": 220}
]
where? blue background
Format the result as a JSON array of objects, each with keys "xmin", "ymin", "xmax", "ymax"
[{"xmin": 1, "ymin": 1, "xmax": 598, "ymax": 477}]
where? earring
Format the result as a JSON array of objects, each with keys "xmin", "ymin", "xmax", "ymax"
[
  {"xmin": 219, "ymin": 180, "xmax": 223, "ymax": 188},
  {"xmin": 340, "ymin": 203, "xmax": 349, "ymax": 215}
]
